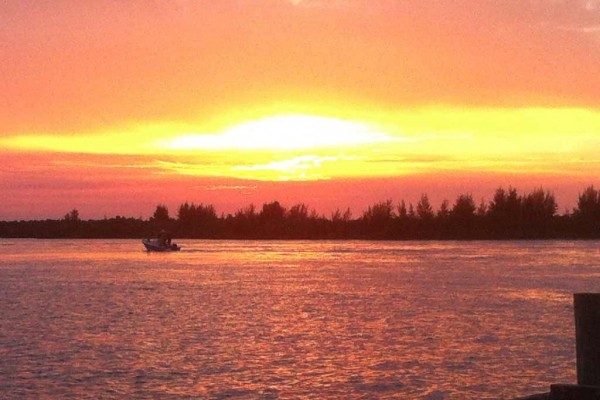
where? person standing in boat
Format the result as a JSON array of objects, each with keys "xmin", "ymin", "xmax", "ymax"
[{"xmin": 159, "ymin": 229, "xmax": 171, "ymax": 247}]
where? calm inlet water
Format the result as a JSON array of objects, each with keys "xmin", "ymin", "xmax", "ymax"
[{"xmin": 1, "ymin": 240, "xmax": 600, "ymax": 399}]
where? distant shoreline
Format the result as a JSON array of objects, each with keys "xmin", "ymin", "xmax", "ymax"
[
  {"xmin": 1, "ymin": 213, "xmax": 598, "ymax": 241},
  {"xmin": 3, "ymin": 186, "xmax": 599, "ymax": 240}
]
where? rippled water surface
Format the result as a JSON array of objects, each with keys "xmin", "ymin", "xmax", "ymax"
[{"xmin": 1, "ymin": 240, "xmax": 600, "ymax": 399}]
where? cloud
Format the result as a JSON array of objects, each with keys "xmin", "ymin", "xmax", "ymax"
[
  {"xmin": 585, "ymin": 0, "xmax": 600, "ymax": 10},
  {"xmin": 201, "ymin": 185, "xmax": 259, "ymax": 191},
  {"xmin": 530, "ymin": 0, "xmax": 600, "ymax": 36},
  {"xmin": 232, "ymin": 155, "xmax": 341, "ymax": 181},
  {"xmin": 284, "ymin": 0, "xmax": 358, "ymax": 7},
  {"xmin": 583, "ymin": 25, "xmax": 600, "ymax": 32},
  {"xmin": 554, "ymin": 23, "xmax": 600, "ymax": 39},
  {"xmin": 153, "ymin": 154, "xmax": 357, "ymax": 181}
]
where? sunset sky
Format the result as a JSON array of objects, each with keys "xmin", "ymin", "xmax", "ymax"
[{"xmin": 1, "ymin": 0, "xmax": 599, "ymax": 220}]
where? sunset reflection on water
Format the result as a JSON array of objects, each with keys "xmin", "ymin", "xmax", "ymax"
[{"xmin": 1, "ymin": 240, "xmax": 599, "ymax": 399}]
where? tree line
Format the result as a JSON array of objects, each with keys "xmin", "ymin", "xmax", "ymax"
[{"xmin": 1, "ymin": 185, "xmax": 599, "ymax": 240}]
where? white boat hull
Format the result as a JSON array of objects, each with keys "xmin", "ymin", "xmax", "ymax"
[{"xmin": 142, "ymin": 238, "xmax": 181, "ymax": 252}]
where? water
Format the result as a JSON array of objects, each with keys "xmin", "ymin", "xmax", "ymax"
[{"xmin": 1, "ymin": 239, "xmax": 600, "ymax": 399}]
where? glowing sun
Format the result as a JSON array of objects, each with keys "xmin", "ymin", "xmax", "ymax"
[{"xmin": 163, "ymin": 115, "xmax": 396, "ymax": 151}]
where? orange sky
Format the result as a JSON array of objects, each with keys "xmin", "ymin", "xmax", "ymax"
[{"xmin": 1, "ymin": 0, "xmax": 599, "ymax": 220}]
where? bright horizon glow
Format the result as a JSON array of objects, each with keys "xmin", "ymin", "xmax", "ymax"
[
  {"xmin": 4, "ymin": 107, "xmax": 599, "ymax": 155},
  {"xmin": 2, "ymin": 107, "xmax": 599, "ymax": 183},
  {"xmin": 161, "ymin": 115, "xmax": 402, "ymax": 151}
]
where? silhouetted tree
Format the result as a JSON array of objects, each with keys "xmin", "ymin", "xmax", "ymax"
[
  {"xmin": 488, "ymin": 187, "xmax": 522, "ymax": 237},
  {"xmin": 63, "ymin": 209, "xmax": 80, "ymax": 222},
  {"xmin": 362, "ymin": 200, "xmax": 395, "ymax": 222},
  {"xmin": 397, "ymin": 200, "xmax": 408, "ymax": 220},
  {"xmin": 437, "ymin": 199, "xmax": 450, "ymax": 219},
  {"xmin": 261, "ymin": 201, "xmax": 286, "ymax": 220},
  {"xmin": 488, "ymin": 187, "xmax": 518, "ymax": 217},
  {"xmin": 575, "ymin": 186, "xmax": 600, "ymax": 219},
  {"xmin": 416, "ymin": 194, "xmax": 434, "ymax": 221},
  {"xmin": 236, "ymin": 204, "xmax": 257, "ymax": 220},
  {"xmin": 286, "ymin": 203, "xmax": 313, "ymax": 238},
  {"xmin": 361, "ymin": 200, "xmax": 395, "ymax": 238},
  {"xmin": 259, "ymin": 201, "xmax": 286, "ymax": 238},
  {"xmin": 331, "ymin": 208, "xmax": 352, "ymax": 222},
  {"xmin": 152, "ymin": 204, "xmax": 170, "ymax": 222},
  {"xmin": 522, "ymin": 188, "xmax": 557, "ymax": 221},
  {"xmin": 177, "ymin": 202, "xmax": 217, "ymax": 237},
  {"xmin": 288, "ymin": 203, "xmax": 309, "ymax": 221},
  {"xmin": 229, "ymin": 204, "xmax": 258, "ymax": 238},
  {"xmin": 451, "ymin": 194, "xmax": 476, "ymax": 221},
  {"xmin": 573, "ymin": 186, "xmax": 600, "ymax": 235},
  {"xmin": 328, "ymin": 207, "xmax": 353, "ymax": 238},
  {"xmin": 450, "ymin": 194, "xmax": 477, "ymax": 237}
]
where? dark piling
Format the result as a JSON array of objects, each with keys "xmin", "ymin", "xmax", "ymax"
[
  {"xmin": 575, "ymin": 293, "xmax": 600, "ymax": 386},
  {"xmin": 517, "ymin": 293, "xmax": 600, "ymax": 400}
]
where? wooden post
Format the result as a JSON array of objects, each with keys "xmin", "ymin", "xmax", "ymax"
[
  {"xmin": 575, "ymin": 293, "xmax": 600, "ymax": 386},
  {"xmin": 524, "ymin": 294, "xmax": 600, "ymax": 400}
]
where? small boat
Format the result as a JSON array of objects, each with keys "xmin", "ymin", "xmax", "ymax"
[{"xmin": 142, "ymin": 238, "xmax": 181, "ymax": 252}]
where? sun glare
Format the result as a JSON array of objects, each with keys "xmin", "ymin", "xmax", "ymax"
[
  {"xmin": 162, "ymin": 115, "xmax": 398, "ymax": 151},
  {"xmin": 3, "ymin": 107, "xmax": 599, "ymax": 182}
]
